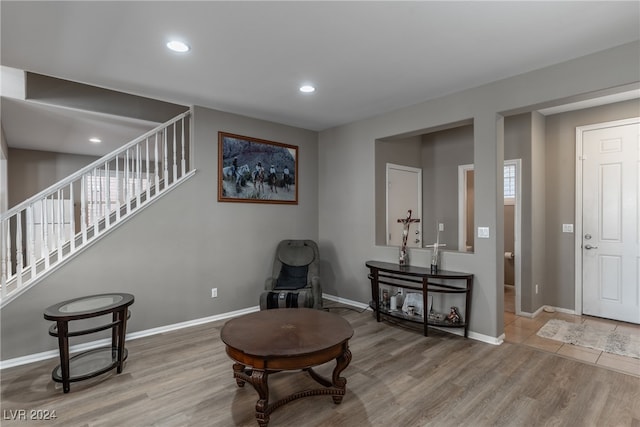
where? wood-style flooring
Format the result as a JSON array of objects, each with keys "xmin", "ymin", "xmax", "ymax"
[{"xmin": 1, "ymin": 302, "xmax": 639, "ymax": 427}]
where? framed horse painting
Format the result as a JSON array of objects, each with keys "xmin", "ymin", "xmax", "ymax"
[{"xmin": 218, "ymin": 132, "xmax": 298, "ymax": 204}]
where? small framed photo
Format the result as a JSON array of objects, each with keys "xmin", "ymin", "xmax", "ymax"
[{"xmin": 218, "ymin": 132, "xmax": 298, "ymax": 204}]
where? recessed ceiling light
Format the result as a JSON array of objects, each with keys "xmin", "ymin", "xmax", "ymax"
[
  {"xmin": 89, "ymin": 137, "xmax": 101, "ymax": 143},
  {"xmin": 299, "ymin": 85, "xmax": 316, "ymax": 93},
  {"xmin": 166, "ymin": 40, "xmax": 190, "ymax": 53}
]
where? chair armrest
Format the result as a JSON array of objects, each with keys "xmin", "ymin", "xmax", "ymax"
[
  {"xmin": 310, "ymin": 276, "xmax": 322, "ymax": 308},
  {"xmin": 265, "ymin": 277, "xmax": 276, "ymax": 290}
]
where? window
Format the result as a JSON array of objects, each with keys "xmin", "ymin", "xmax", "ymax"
[{"xmin": 504, "ymin": 164, "xmax": 516, "ymax": 203}]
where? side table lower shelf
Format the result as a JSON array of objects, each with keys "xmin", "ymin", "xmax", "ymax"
[
  {"xmin": 51, "ymin": 347, "xmax": 129, "ymax": 385},
  {"xmin": 369, "ymin": 302, "xmax": 468, "ymax": 336}
]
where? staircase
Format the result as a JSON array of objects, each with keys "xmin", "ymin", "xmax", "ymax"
[{"xmin": 0, "ymin": 110, "xmax": 194, "ymax": 307}]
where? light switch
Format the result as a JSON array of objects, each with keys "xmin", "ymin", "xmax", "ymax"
[
  {"xmin": 562, "ymin": 224, "xmax": 574, "ymax": 233},
  {"xmin": 477, "ymin": 227, "xmax": 490, "ymax": 239}
]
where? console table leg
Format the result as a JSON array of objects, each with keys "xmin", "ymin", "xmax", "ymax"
[{"xmin": 116, "ymin": 308, "xmax": 128, "ymax": 373}]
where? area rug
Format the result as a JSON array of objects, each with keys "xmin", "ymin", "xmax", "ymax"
[{"xmin": 536, "ymin": 319, "xmax": 640, "ymax": 359}]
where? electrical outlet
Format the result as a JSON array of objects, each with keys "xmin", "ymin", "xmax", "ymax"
[
  {"xmin": 535, "ymin": 284, "xmax": 539, "ymax": 294},
  {"xmin": 438, "ymin": 223, "xmax": 445, "ymax": 232},
  {"xmin": 211, "ymin": 288, "xmax": 218, "ymax": 298}
]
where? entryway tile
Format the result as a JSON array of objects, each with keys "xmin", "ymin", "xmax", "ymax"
[
  {"xmin": 523, "ymin": 334, "xmax": 563, "ymax": 353},
  {"xmin": 596, "ymin": 352, "xmax": 640, "ymax": 377},
  {"xmin": 556, "ymin": 343, "xmax": 601, "ymax": 364}
]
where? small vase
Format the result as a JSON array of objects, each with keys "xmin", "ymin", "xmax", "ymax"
[{"xmin": 430, "ymin": 251, "xmax": 438, "ymax": 273}]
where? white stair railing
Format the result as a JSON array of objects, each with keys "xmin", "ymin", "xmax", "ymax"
[{"xmin": 1, "ymin": 110, "xmax": 193, "ymax": 307}]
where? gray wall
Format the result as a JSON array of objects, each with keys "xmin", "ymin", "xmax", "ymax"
[
  {"xmin": 421, "ymin": 125, "xmax": 474, "ymax": 248},
  {"xmin": 318, "ymin": 42, "xmax": 639, "ymax": 339},
  {"xmin": 374, "ymin": 136, "xmax": 421, "ymax": 246},
  {"xmin": 1, "ymin": 105, "xmax": 318, "ymax": 360},
  {"xmin": 7, "ymin": 148, "xmax": 99, "ymax": 208},
  {"xmin": 373, "ymin": 113, "xmax": 541, "ymax": 313},
  {"xmin": 2, "ymin": 42, "xmax": 638, "ymax": 361}
]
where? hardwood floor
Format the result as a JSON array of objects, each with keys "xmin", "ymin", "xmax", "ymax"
[{"xmin": 2, "ymin": 303, "xmax": 639, "ymax": 426}]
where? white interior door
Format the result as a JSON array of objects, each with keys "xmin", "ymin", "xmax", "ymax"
[
  {"xmin": 386, "ymin": 163, "xmax": 422, "ymax": 247},
  {"xmin": 581, "ymin": 120, "xmax": 639, "ymax": 324}
]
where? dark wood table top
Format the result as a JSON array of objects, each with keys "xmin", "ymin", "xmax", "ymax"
[
  {"xmin": 366, "ymin": 260, "xmax": 473, "ymax": 279},
  {"xmin": 220, "ymin": 308, "xmax": 353, "ymax": 370}
]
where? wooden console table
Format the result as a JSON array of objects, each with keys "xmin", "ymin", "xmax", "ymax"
[{"xmin": 366, "ymin": 260, "xmax": 473, "ymax": 337}]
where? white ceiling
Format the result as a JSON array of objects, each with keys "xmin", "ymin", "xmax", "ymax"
[{"xmin": 1, "ymin": 1, "xmax": 639, "ymax": 155}]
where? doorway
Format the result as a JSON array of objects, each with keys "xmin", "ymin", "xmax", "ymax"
[
  {"xmin": 575, "ymin": 118, "xmax": 639, "ymax": 324},
  {"xmin": 459, "ymin": 159, "xmax": 522, "ymax": 314}
]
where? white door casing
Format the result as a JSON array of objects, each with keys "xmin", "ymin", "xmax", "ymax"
[
  {"xmin": 386, "ymin": 163, "xmax": 422, "ymax": 247},
  {"xmin": 459, "ymin": 160, "xmax": 522, "ymax": 315},
  {"xmin": 576, "ymin": 118, "xmax": 639, "ymax": 324}
]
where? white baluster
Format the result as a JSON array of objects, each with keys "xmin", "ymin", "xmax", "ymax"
[
  {"xmin": 69, "ymin": 183, "xmax": 75, "ymax": 252},
  {"xmin": 48, "ymin": 196, "xmax": 54, "ymax": 258},
  {"xmin": 81, "ymin": 175, "xmax": 87, "ymax": 245},
  {"xmin": 154, "ymin": 133, "xmax": 160, "ymax": 194},
  {"xmin": 1, "ymin": 219, "xmax": 7, "ymax": 298},
  {"xmin": 136, "ymin": 144, "xmax": 141, "ymax": 208},
  {"xmin": 7, "ymin": 218, "xmax": 13, "ymax": 281},
  {"xmin": 41, "ymin": 198, "xmax": 49, "ymax": 268},
  {"xmin": 115, "ymin": 155, "xmax": 121, "ymax": 221},
  {"xmin": 57, "ymin": 189, "xmax": 63, "ymax": 261},
  {"xmin": 146, "ymin": 137, "xmax": 151, "ymax": 201},
  {"xmin": 163, "ymin": 129, "xmax": 169, "ymax": 190},
  {"xmin": 93, "ymin": 168, "xmax": 100, "ymax": 235},
  {"xmin": 105, "ymin": 161, "xmax": 111, "ymax": 229},
  {"xmin": 125, "ymin": 149, "xmax": 131, "ymax": 215},
  {"xmin": 15, "ymin": 212, "xmax": 23, "ymax": 288},
  {"xmin": 181, "ymin": 116, "xmax": 186, "ymax": 176},
  {"xmin": 26, "ymin": 204, "xmax": 36, "ymax": 276},
  {"xmin": 172, "ymin": 122, "xmax": 177, "ymax": 184}
]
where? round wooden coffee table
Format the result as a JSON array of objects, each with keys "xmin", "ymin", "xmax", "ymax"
[{"xmin": 220, "ymin": 308, "xmax": 353, "ymax": 427}]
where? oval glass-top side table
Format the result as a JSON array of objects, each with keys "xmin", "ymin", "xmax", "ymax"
[{"xmin": 43, "ymin": 293, "xmax": 134, "ymax": 393}]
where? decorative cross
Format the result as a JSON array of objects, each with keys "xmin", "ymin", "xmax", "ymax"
[
  {"xmin": 425, "ymin": 224, "xmax": 446, "ymax": 272},
  {"xmin": 397, "ymin": 209, "xmax": 420, "ymax": 249}
]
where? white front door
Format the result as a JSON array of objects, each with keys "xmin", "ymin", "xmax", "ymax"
[
  {"xmin": 581, "ymin": 119, "xmax": 639, "ymax": 324},
  {"xmin": 386, "ymin": 163, "xmax": 422, "ymax": 247}
]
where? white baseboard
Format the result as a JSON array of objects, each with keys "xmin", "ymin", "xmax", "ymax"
[
  {"xmin": 518, "ymin": 305, "xmax": 576, "ymax": 319},
  {"xmin": 2, "ymin": 294, "xmax": 511, "ymax": 369},
  {"xmin": 323, "ymin": 293, "xmax": 503, "ymax": 345},
  {"xmin": 0, "ymin": 305, "xmax": 259, "ymax": 370},
  {"xmin": 322, "ymin": 293, "xmax": 370, "ymax": 310},
  {"xmin": 546, "ymin": 306, "xmax": 576, "ymax": 315}
]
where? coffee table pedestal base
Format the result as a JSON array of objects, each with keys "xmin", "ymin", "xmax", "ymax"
[{"xmin": 232, "ymin": 348, "xmax": 352, "ymax": 427}]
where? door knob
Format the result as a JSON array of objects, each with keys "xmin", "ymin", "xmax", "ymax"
[{"xmin": 584, "ymin": 244, "xmax": 598, "ymax": 250}]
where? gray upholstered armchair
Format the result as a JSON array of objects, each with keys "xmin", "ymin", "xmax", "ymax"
[{"xmin": 259, "ymin": 239, "xmax": 322, "ymax": 310}]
